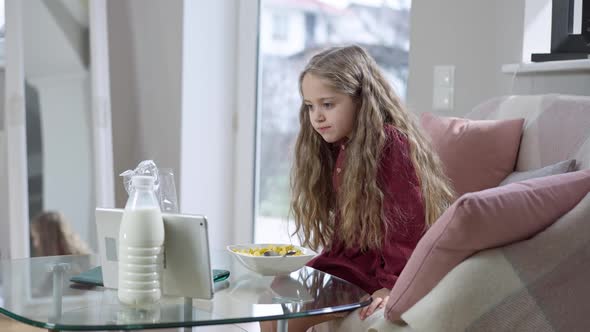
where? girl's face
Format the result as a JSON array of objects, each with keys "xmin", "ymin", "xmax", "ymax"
[{"xmin": 302, "ymin": 74, "xmax": 357, "ymax": 143}]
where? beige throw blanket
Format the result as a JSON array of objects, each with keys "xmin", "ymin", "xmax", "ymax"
[{"xmin": 315, "ymin": 192, "xmax": 590, "ymax": 332}]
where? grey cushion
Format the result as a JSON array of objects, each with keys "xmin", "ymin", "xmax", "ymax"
[{"xmin": 499, "ymin": 159, "xmax": 577, "ymax": 186}]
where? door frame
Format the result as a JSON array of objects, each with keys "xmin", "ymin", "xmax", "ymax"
[{"xmin": 3, "ymin": 0, "xmax": 29, "ymax": 259}]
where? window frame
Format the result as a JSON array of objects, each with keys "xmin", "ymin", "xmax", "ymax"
[{"xmin": 232, "ymin": 0, "xmax": 260, "ymax": 245}]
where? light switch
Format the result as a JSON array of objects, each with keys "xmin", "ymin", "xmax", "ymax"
[{"xmin": 433, "ymin": 65, "xmax": 455, "ymax": 111}]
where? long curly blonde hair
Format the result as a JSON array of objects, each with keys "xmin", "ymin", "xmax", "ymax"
[
  {"xmin": 30, "ymin": 211, "xmax": 91, "ymax": 256},
  {"xmin": 291, "ymin": 45, "xmax": 455, "ymax": 251}
]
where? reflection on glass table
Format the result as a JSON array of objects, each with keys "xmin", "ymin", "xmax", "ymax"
[{"xmin": 0, "ymin": 253, "xmax": 370, "ymax": 331}]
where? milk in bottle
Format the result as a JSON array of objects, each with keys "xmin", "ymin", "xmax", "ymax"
[{"xmin": 118, "ymin": 175, "xmax": 165, "ymax": 306}]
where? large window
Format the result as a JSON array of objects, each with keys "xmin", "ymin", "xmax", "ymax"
[{"xmin": 255, "ymin": 0, "xmax": 412, "ymax": 244}]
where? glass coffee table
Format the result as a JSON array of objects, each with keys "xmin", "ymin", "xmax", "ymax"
[{"xmin": 0, "ymin": 253, "xmax": 370, "ymax": 331}]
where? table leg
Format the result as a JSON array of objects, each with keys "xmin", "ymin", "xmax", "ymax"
[
  {"xmin": 183, "ymin": 297, "xmax": 192, "ymax": 332},
  {"xmin": 47, "ymin": 263, "xmax": 70, "ymax": 324},
  {"xmin": 52, "ymin": 268, "xmax": 63, "ymax": 320},
  {"xmin": 277, "ymin": 319, "xmax": 288, "ymax": 332}
]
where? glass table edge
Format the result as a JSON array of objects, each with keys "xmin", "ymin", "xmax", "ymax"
[
  {"xmin": 0, "ymin": 308, "xmax": 58, "ymax": 330},
  {"xmin": 0, "ymin": 299, "xmax": 372, "ymax": 330}
]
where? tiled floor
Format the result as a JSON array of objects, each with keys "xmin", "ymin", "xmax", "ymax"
[{"xmin": 0, "ymin": 317, "xmax": 44, "ymax": 332}]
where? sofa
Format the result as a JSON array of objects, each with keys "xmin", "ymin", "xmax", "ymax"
[{"xmin": 315, "ymin": 94, "xmax": 590, "ymax": 332}]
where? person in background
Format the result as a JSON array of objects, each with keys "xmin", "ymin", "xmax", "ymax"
[{"xmin": 30, "ymin": 211, "xmax": 91, "ymax": 257}]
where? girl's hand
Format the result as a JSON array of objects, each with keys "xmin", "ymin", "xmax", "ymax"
[{"xmin": 359, "ymin": 288, "xmax": 390, "ymax": 320}]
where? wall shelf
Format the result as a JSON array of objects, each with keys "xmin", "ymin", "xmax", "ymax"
[{"xmin": 502, "ymin": 59, "xmax": 590, "ymax": 74}]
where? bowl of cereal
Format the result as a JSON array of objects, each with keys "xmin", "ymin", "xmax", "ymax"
[{"xmin": 227, "ymin": 244, "xmax": 317, "ymax": 276}]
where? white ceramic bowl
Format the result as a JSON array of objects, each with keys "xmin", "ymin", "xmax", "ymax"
[{"xmin": 226, "ymin": 244, "xmax": 317, "ymax": 276}]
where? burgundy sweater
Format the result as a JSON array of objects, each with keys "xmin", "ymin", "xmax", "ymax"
[{"xmin": 306, "ymin": 125, "xmax": 426, "ymax": 294}]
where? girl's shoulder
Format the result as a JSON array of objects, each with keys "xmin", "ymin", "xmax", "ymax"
[
  {"xmin": 382, "ymin": 123, "xmax": 412, "ymax": 163},
  {"xmin": 380, "ymin": 124, "xmax": 416, "ymax": 180},
  {"xmin": 383, "ymin": 124, "xmax": 409, "ymax": 146}
]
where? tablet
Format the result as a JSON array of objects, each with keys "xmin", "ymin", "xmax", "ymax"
[
  {"xmin": 95, "ymin": 208, "xmax": 214, "ymax": 299},
  {"xmin": 70, "ymin": 266, "xmax": 229, "ymax": 287}
]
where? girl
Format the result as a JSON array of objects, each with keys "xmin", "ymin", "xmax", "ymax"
[
  {"xmin": 30, "ymin": 211, "xmax": 91, "ymax": 257},
  {"xmin": 289, "ymin": 45, "xmax": 454, "ymax": 330}
]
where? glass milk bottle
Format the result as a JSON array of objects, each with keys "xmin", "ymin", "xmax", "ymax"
[{"xmin": 118, "ymin": 175, "xmax": 165, "ymax": 306}]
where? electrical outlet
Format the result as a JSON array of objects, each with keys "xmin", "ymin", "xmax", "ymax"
[
  {"xmin": 433, "ymin": 87, "xmax": 454, "ymax": 111},
  {"xmin": 433, "ymin": 66, "xmax": 455, "ymax": 111}
]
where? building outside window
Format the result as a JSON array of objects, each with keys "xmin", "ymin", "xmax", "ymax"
[{"xmin": 272, "ymin": 12, "xmax": 289, "ymax": 41}]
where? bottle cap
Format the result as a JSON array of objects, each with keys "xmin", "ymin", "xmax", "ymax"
[{"xmin": 132, "ymin": 175, "xmax": 155, "ymax": 187}]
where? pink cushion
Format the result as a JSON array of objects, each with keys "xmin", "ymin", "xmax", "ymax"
[
  {"xmin": 385, "ymin": 169, "xmax": 590, "ymax": 322},
  {"xmin": 420, "ymin": 113, "xmax": 524, "ymax": 196}
]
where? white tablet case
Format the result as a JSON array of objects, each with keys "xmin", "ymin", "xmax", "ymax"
[{"xmin": 95, "ymin": 208, "xmax": 214, "ymax": 299}]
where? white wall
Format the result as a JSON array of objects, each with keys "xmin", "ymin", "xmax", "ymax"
[
  {"xmin": 180, "ymin": 0, "xmax": 238, "ymax": 250},
  {"xmin": 0, "ymin": 70, "xmax": 7, "ymax": 259},
  {"xmin": 0, "ymin": 129, "xmax": 7, "ymax": 259},
  {"xmin": 512, "ymin": 72, "xmax": 590, "ymax": 96},
  {"xmin": 407, "ymin": 0, "xmax": 526, "ymax": 117},
  {"xmin": 107, "ymin": 0, "xmax": 182, "ymax": 208},
  {"xmin": 108, "ymin": 0, "xmax": 240, "ymax": 251},
  {"xmin": 408, "ymin": 0, "xmax": 590, "ymax": 116},
  {"xmin": 106, "ymin": 0, "xmax": 139, "ymax": 208},
  {"xmin": 127, "ymin": 0, "xmax": 182, "ymax": 180}
]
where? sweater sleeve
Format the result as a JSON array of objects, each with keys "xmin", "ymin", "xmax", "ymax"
[{"xmin": 375, "ymin": 125, "xmax": 426, "ymax": 290}]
